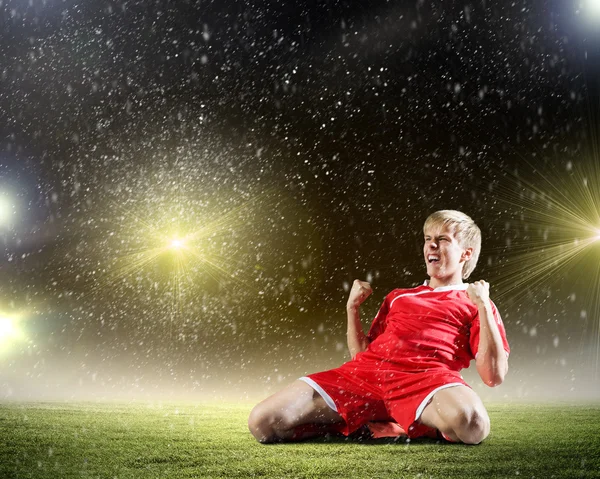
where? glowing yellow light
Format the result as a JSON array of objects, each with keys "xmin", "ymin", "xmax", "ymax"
[
  {"xmin": 99, "ymin": 186, "xmax": 312, "ymax": 326},
  {"xmin": 170, "ymin": 238, "xmax": 184, "ymax": 250},
  {"xmin": 0, "ymin": 317, "xmax": 14, "ymax": 338},
  {"xmin": 0, "ymin": 313, "xmax": 26, "ymax": 355},
  {"xmin": 487, "ymin": 156, "xmax": 600, "ymax": 304},
  {"xmin": 0, "ymin": 314, "xmax": 23, "ymax": 346}
]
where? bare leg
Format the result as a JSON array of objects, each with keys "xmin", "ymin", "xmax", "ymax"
[
  {"xmin": 418, "ymin": 385, "xmax": 490, "ymax": 444},
  {"xmin": 248, "ymin": 380, "xmax": 344, "ymax": 443}
]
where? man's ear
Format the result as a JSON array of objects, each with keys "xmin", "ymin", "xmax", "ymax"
[{"xmin": 461, "ymin": 247, "xmax": 473, "ymax": 261}]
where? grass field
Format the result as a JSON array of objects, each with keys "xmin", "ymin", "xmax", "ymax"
[{"xmin": 1, "ymin": 401, "xmax": 599, "ymax": 479}]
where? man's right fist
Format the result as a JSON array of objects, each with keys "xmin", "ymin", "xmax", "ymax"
[{"xmin": 347, "ymin": 279, "xmax": 373, "ymax": 309}]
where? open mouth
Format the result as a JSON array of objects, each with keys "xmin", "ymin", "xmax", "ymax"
[{"xmin": 427, "ymin": 255, "xmax": 440, "ymax": 264}]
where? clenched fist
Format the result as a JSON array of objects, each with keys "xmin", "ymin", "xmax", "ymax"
[
  {"xmin": 347, "ymin": 279, "xmax": 373, "ymax": 310},
  {"xmin": 466, "ymin": 280, "xmax": 490, "ymax": 307}
]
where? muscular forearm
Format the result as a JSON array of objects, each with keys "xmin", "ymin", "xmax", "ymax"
[
  {"xmin": 347, "ymin": 305, "xmax": 369, "ymax": 359},
  {"xmin": 475, "ymin": 300, "xmax": 508, "ymax": 387}
]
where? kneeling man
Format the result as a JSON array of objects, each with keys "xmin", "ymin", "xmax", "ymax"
[{"xmin": 248, "ymin": 210, "xmax": 510, "ymax": 444}]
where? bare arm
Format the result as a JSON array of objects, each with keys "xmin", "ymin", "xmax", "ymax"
[
  {"xmin": 346, "ymin": 279, "xmax": 372, "ymax": 359},
  {"xmin": 467, "ymin": 281, "xmax": 509, "ymax": 387}
]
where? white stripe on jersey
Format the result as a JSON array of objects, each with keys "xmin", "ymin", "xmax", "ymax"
[{"xmin": 389, "ymin": 283, "xmax": 468, "ymax": 309}]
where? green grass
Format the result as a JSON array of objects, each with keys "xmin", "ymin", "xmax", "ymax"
[{"xmin": 1, "ymin": 402, "xmax": 599, "ymax": 478}]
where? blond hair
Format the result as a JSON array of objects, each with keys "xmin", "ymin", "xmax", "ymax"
[{"xmin": 423, "ymin": 210, "xmax": 481, "ymax": 279}]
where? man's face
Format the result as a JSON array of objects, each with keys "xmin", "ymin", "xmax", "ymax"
[{"xmin": 423, "ymin": 224, "xmax": 471, "ymax": 282}]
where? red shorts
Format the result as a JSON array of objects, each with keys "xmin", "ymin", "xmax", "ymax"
[{"xmin": 301, "ymin": 360, "xmax": 468, "ymax": 438}]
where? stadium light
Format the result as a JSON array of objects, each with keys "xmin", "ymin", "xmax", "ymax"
[
  {"xmin": 584, "ymin": 0, "xmax": 600, "ymax": 16},
  {"xmin": 0, "ymin": 316, "xmax": 16, "ymax": 342},
  {"xmin": 0, "ymin": 195, "xmax": 15, "ymax": 226},
  {"xmin": 0, "ymin": 314, "xmax": 26, "ymax": 356}
]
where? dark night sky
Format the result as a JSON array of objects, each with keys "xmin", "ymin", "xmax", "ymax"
[{"xmin": 1, "ymin": 0, "xmax": 599, "ymax": 402}]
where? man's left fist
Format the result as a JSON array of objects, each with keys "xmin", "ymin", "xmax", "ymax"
[{"xmin": 466, "ymin": 280, "xmax": 490, "ymax": 306}]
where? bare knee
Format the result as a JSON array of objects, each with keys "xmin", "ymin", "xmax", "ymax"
[
  {"xmin": 248, "ymin": 404, "xmax": 281, "ymax": 443},
  {"xmin": 248, "ymin": 401, "xmax": 304, "ymax": 444},
  {"xmin": 452, "ymin": 407, "xmax": 490, "ymax": 445},
  {"xmin": 248, "ymin": 380, "xmax": 339, "ymax": 443}
]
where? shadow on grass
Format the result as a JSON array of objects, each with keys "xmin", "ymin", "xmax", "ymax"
[{"xmin": 265, "ymin": 432, "xmax": 455, "ymax": 446}]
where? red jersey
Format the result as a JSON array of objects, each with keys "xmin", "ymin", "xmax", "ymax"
[{"xmin": 357, "ymin": 283, "xmax": 510, "ymax": 372}]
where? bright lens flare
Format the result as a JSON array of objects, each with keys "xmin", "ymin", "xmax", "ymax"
[
  {"xmin": 98, "ymin": 195, "xmax": 263, "ymax": 305},
  {"xmin": 170, "ymin": 238, "xmax": 185, "ymax": 250},
  {"xmin": 0, "ymin": 315, "xmax": 22, "ymax": 347},
  {"xmin": 0, "ymin": 317, "xmax": 14, "ymax": 338},
  {"xmin": 490, "ymin": 156, "xmax": 600, "ymax": 379}
]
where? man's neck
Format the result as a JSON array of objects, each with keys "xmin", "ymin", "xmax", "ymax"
[{"xmin": 428, "ymin": 277, "xmax": 464, "ymax": 289}]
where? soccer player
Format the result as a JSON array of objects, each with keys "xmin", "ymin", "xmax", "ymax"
[{"xmin": 248, "ymin": 210, "xmax": 510, "ymax": 444}]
